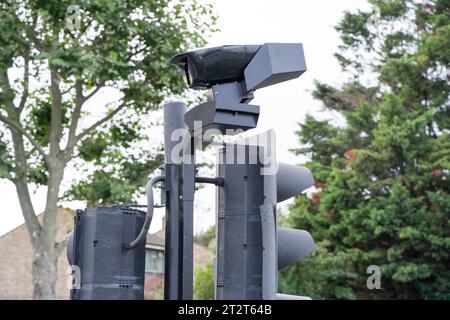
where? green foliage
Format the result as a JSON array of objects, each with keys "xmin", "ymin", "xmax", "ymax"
[
  {"xmin": 193, "ymin": 227, "xmax": 216, "ymax": 300},
  {"xmin": 67, "ymin": 152, "xmax": 165, "ymax": 206},
  {"xmin": 0, "ymin": 0, "xmax": 217, "ymax": 204},
  {"xmin": 279, "ymin": 241, "xmax": 357, "ymax": 299},
  {"xmin": 194, "ymin": 262, "xmax": 215, "ymax": 300},
  {"xmin": 194, "ymin": 226, "xmax": 216, "ymax": 247},
  {"xmin": 26, "ymin": 96, "xmax": 70, "ymax": 145},
  {"xmin": 78, "ymin": 132, "xmax": 108, "ymax": 162},
  {"xmin": 283, "ymin": 0, "xmax": 450, "ymax": 299},
  {"xmin": 150, "ymin": 282, "xmax": 165, "ymax": 300}
]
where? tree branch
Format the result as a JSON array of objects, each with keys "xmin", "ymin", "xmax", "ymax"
[
  {"xmin": 49, "ymin": 66, "xmax": 63, "ymax": 156},
  {"xmin": 5, "ymin": 113, "xmax": 43, "ymax": 245},
  {"xmin": 63, "ymin": 81, "xmax": 105, "ymax": 160},
  {"xmin": 0, "ymin": 42, "xmax": 42, "ymax": 244},
  {"xmin": 55, "ymin": 236, "xmax": 68, "ymax": 256},
  {"xmin": 24, "ymin": 13, "xmax": 44, "ymax": 52},
  {"xmin": 0, "ymin": 113, "xmax": 48, "ymax": 163},
  {"xmin": 61, "ymin": 84, "xmax": 76, "ymax": 95},
  {"xmin": 25, "ymin": 146, "xmax": 37, "ymax": 159},
  {"xmin": 0, "ymin": 69, "xmax": 16, "ymax": 111},
  {"xmin": 64, "ymin": 79, "xmax": 84, "ymax": 159},
  {"xmin": 127, "ymin": 45, "xmax": 149, "ymax": 61},
  {"xmin": 14, "ymin": 177, "xmax": 42, "ymax": 247},
  {"xmin": 71, "ymin": 101, "xmax": 129, "ymax": 149},
  {"xmin": 17, "ymin": 54, "xmax": 30, "ymax": 113},
  {"xmin": 83, "ymin": 82, "xmax": 104, "ymax": 101}
]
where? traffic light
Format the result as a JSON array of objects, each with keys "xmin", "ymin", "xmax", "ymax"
[
  {"xmin": 171, "ymin": 43, "xmax": 313, "ymax": 300},
  {"xmin": 66, "ymin": 42, "xmax": 312, "ymax": 301},
  {"xmin": 273, "ymin": 163, "xmax": 316, "ymax": 300},
  {"xmin": 67, "ymin": 206, "xmax": 147, "ymax": 300},
  {"xmin": 168, "ymin": 43, "xmax": 310, "ymax": 300},
  {"xmin": 215, "ymin": 133, "xmax": 315, "ymax": 300}
]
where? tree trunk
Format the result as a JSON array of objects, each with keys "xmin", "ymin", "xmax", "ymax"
[
  {"xmin": 32, "ymin": 158, "xmax": 65, "ymax": 300},
  {"xmin": 32, "ymin": 243, "xmax": 58, "ymax": 299}
]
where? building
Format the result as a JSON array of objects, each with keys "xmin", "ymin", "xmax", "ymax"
[
  {"xmin": 143, "ymin": 227, "xmax": 214, "ymax": 299},
  {"xmin": 0, "ymin": 209, "xmax": 73, "ymax": 299},
  {"xmin": 0, "ymin": 208, "xmax": 212, "ymax": 299},
  {"xmin": 144, "ymin": 229, "xmax": 165, "ymax": 299}
]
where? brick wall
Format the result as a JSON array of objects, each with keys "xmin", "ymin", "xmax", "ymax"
[{"xmin": 0, "ymin": 209, "xmax": 73, "ymax": 299}]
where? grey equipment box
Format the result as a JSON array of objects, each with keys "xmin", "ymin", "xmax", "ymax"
[{"xmin": 68, "ymin": 206, "xmax": 146, "ymax": 300}]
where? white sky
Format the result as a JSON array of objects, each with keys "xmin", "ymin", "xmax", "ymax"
[{"xmin": 0, "ymin": 0, "xmax": 369, "ymax": 237}]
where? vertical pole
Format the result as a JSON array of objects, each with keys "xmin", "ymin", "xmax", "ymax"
[
  {"xmin": 163, "ymin": 101, "xmax": 188, "ymax": 163},
  {"xmin": 163, "ymin": 101, "xmax": 188, "ymax": 300}
]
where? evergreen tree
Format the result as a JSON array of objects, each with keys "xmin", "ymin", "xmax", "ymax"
[{"xmin": 280, "ymin": 0, "xmax": 449, "ymax": 299}]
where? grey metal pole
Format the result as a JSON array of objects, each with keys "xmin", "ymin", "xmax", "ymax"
[
  {"xmin": 163, "ymin": 101, "xmax": 188, "ymax": 164},
  {"xmin": 163, "ymin": 101, "xmax": 188, "ymax": 300}
]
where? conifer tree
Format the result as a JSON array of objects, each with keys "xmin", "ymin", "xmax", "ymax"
[{"xmin": 281, "ymin": 0, "xmax": 449, "ymax": 299}]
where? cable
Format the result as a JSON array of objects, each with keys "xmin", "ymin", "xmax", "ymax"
[
  {"xmin": 127, "ymin": 175, "xmax": 165, "ymax": 249},
  {"xmin": 127, "ymin": 175, "xmax": 222, "ymax": 249}
]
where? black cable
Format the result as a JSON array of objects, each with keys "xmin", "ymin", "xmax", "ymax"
[
  {"xmin": 127, "ymin": 175, "xmax": 221, "ymax": 249},
  {"xmin": 127, "ymin": 175, "xmax": 165, "ymax": 249}
]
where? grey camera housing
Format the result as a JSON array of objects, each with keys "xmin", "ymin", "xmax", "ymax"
[
  {"xmin": 171, "ymin": 43, "xmax": 307, "ymax": 135},
  {"xmin": 184, "ymin": 100, "xmax": 260, "ymax": 135},
  {"xmin": 244, "ymin": 43, "xmax": 306, "ymax": 92}
]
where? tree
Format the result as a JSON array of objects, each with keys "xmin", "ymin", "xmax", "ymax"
[
  {"xmin": 194, "ymin": 262, "xmax": 215, "ymax": 300},
  {"xmin": 282, "ymin": 0, "xmax": 449, "ymax": 299},
  {"xmin": 193, "ymin": 226, "xmax": 215, "ymax": 300},
  {"xmin": 0, "ymin": 0, "xmax": 216, "ymax": 299}
]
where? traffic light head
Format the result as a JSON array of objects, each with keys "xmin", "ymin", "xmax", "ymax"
[
  {"xmin": 67, "ymin": 207, "xmax": 146, "ymax": 300},
  {"xmin": 215, "ymin": 132, "xmax": 316, "ymax": 300},
  {"xmin": 277, "ymin": 163, "xmax": 314, "ymax": 202},
  {"xmin": 274, "ymin": 163, "xmax": 315, "ymax": 271},
  {"xmin": 278, "ymin": 227, "xmax": 315, "ymax": 269}
]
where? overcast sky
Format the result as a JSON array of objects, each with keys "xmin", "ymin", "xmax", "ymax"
[{"xmin": 0, "ymin": 0, "xmax": 369, "ymax": 236}]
